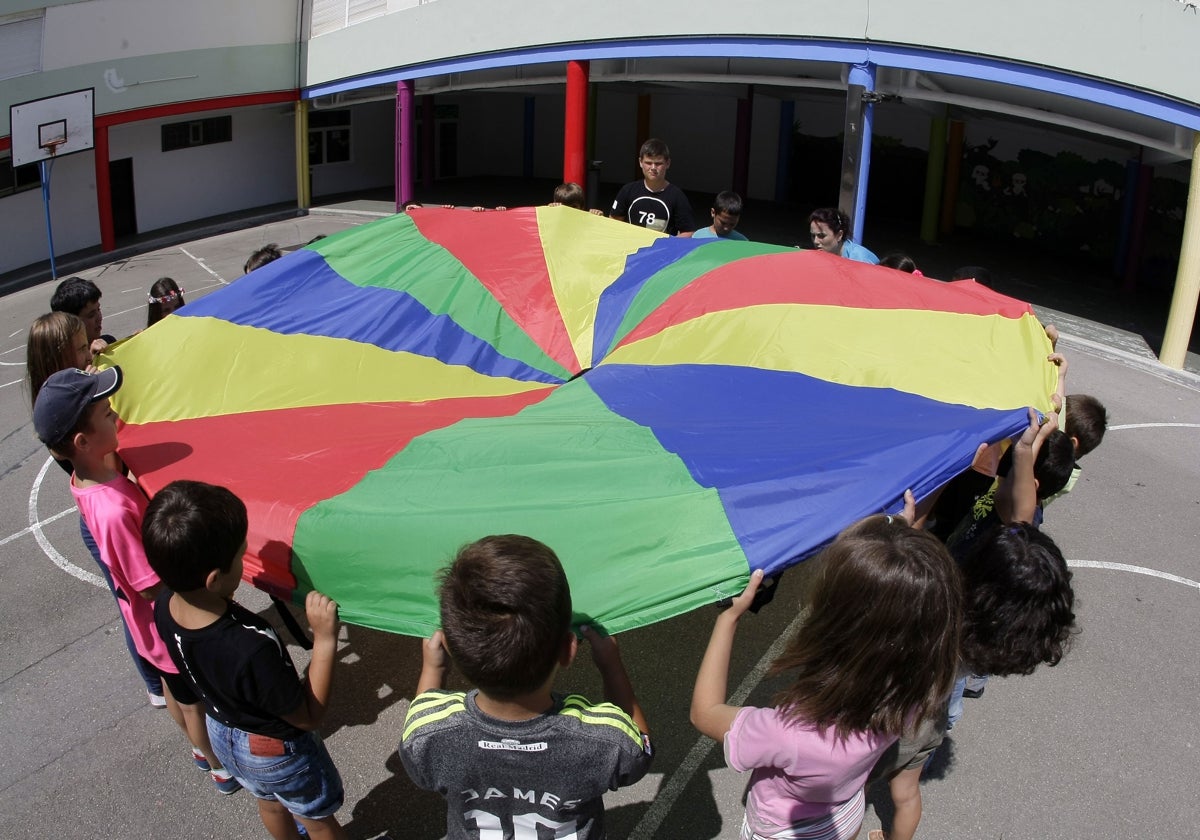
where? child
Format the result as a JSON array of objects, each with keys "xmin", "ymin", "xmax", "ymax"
[
  {"xmin": 692, "ymin": 191, "xmax": 748, "ymax": 241},
  {"xmin": 878, "ymin": 252, "xmax": 920, "ymax": 274},
  {"xmin": 550, "ymin": 181, "xmax": 605, "ymax": 215},
  {"xmin": 146, "ymin": 277, "xmax": 186, "ymax": 327},
  {"xmin": 691, "ymin": 509, "xmax": 963, "ymax": 840},
  {"xmin": 50, "ymin": 275, "xmax": 114, "ymax": 355},
  {"xmin": 808, "ymin": 208, "xmax": 879, "ymax": 264},
  {"xmin": 26, "ymin": 312, "xmax": 92, "ymax": 401},
  {"xmin": 245, "ymin": 243, "xmax": 283, "ymax": 274},
  {"xmin": 25, "ymin": 313, "xmax": 163, "ymax": 705},
  {"xmin": 943, "ymin": 408, "xmax": 1065, "ymax": 717},
  {"xmin": 32, "ymin": 368, "xmax": 237, "ymax": 791},
  {"xmin": 868, "ymin": 522, "xmax": 1076, "ymax": 840},
  {"xmin": 610, "ymin": 138, "xmax": 696, "ymax": 236},
  {"xmin": 399, "ymin": 535, "xmax": 653, "ymax": 839},
  {"xmin": 144, "ymin": 481, "xmax": 349, "ymax": 840}
]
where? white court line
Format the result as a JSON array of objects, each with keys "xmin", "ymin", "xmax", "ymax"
[
  {"xmin": 1067, "ymin": 560, "xmax": 1200, "ymax": 590},
  {"xmin": 0, "ymin": 506, "xmax": 76, "ymax": 546},
  {"xmin": 27, "ymin": 456, "xmax": 105, "ymax": 588},
  {"xmin": 1109, "ymin": 423, "xmax": 1200, "ymax": 431},
  {"xmin": 180, "ymin": 247, "xmax": 228, "ymax": 285},
  {"xmin": 1, "ymin": 377, "xmax": 24, "ymax": 388},
  {"xmin": 629, "ymin": 607, "xmax": 805, "ymax": 840}
]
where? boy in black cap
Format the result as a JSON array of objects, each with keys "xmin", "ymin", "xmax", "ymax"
[{"xmin": 33, "ymin": 367, "xmax": 238, "ymax": 793}]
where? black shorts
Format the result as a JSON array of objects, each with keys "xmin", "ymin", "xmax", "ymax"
[{"xmin": 161, "ymin": 668, "xmax": 200, "ymax": 705}]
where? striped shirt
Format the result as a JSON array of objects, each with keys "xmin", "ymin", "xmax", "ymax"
[{"xmin": 399, "ymin": 689, "xmax": 652, "ymax": 839}]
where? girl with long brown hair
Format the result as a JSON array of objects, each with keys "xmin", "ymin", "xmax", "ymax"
[{"xmin": 691, "ymin": 500, "xmax": 962, "ymax": 840}]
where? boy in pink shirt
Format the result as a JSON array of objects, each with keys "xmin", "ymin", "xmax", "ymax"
[{"xmin": 33, "ymin": 366, "xmax": 239, "ymax": 794}]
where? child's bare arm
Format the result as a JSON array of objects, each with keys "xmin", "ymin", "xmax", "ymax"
[
  {"xmin": 1048, "ymin": 352, "xmax": 1068, "ymax": 413},
  {"xmin": 582, "ymin": 626, "xmax": 649, "ymax": 735},
  {"xmin": 282, "ymin": 591, "xmax": 340, "ymax": 731},
  {"xmin": 997, "ymin": 408, "xmax": 1057, "ymax": 524},
  {"xmin": 690, "ymin": 569, "xmax": 763, "ymax": 741},
  {"xmin": 416, "ymin": 630, "xmax": 450, "ymax": 694}
]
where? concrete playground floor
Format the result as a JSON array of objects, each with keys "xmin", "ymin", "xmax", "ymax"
[{"xmin": 1, "ymin": 208, "xmax": 1199, "ymax": 840}]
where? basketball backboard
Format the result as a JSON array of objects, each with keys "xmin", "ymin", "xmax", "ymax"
[{"xmin": 10, "ymin": 88, "xmax": 95, "ymax": 167}]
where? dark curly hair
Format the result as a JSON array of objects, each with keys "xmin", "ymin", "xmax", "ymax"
[{"xmin": 959, "ymin": 523, "xmax": 1076, "ymax": 676}]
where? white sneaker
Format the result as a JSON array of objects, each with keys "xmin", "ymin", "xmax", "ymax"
[{"xmin": 147, "ymin": 690, "xmax": 167, "ymax": 708}]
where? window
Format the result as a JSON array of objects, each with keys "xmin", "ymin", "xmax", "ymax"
[
  {"xmin": 0, "ymin": 12, "xmax": 43, "ymax": 82},
  {"xmin": 0, "ymin": 155, "xmax": 40, "ymax": 199},
  {"xmin": 308, "ymin": 109, "xmax": 352, "ymax": 165},
  {"xmin": 161, "ymin": 116, "xmax": 233, "ymax": 152}
]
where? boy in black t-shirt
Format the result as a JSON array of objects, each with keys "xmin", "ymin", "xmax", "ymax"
[
  {"xmin": 610, "ymin": 138, "xmax": 696, "ymax": 236},
  {"xmin": 144, "ymin": 480, "xmax": 349, "ymax": 840}
]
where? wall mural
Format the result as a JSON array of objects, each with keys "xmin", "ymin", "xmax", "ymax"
[{"xmin": 955, "ymin": 144, "xmax": 1188, "ymax": 288}]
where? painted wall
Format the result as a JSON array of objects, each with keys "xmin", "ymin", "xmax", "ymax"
[
  {"xmin": 0, "ymin": 150, "xmax": 101, "ymax": 272},
  {"xmin": 107, "ymin": 105, "xmax": 295, "ymax": 233},
  {"xmin": 1, "ymin": 0, "xmax": 299, "ymax": 137},
  {"xmin": 305, "ymin": 0, "xmax": 1200, "ymax": 107},
  {"xmin": 310, "ymin": 99, "xmax": 395, "ymax": 197}
]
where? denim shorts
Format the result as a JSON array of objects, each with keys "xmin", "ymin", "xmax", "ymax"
[{"xmin": 206, "ymin": 716, "xmax": 344, "ymax": 819}]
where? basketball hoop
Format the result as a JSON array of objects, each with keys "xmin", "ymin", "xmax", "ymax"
[{"xmin": 42, "ymin": 139, "xmax": 66, "ymax": 158}]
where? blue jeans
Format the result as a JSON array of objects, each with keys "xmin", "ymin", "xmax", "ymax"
[
  {"xmin": 206, "ymin": 717, "xmax": 345, "ymax": 820},
  {"xmin": 947, "ymin": 673, "xmax": 990, "ymax": 729},
  {"xmin": 80, "ymin": 515, "xmax": 162, "ymax": 696},
  {"xmin": 947, "ymin": 675, "xmax": 968, "ymax": 729}
]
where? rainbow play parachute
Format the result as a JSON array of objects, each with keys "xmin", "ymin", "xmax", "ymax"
[{"xmin": 108, "ymin": 207, "xmax": 1055, "ymax": 636}]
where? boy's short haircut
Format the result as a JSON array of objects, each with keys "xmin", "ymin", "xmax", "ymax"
[
  {"xmin": 244, "ymin": 244, "xmax": 283, "ymax": 274},
  {"xmin": 959, "ymin": 523, "xmax": 1075, "ymax": 675},
  {"xmin": 713, "ymin": 190, "xmax": 743, "ymax": 217},
  {"xmin": 1032, "ymin": 429, "xmax": 1076, "ymax": 499},
  {"xmin": 33, "ymin": 366, "xmax": 122, "ymax": 451},
  {"xmin": 638, "ymin": 138, "xmax": 670, "ymax": 160},
  {"xmin": 143, "ymin": 480, "xmax": 248, "ymax": 592},
  {"xmin": 438, "ymin": 535, "xmax": 572, "ymax": 699},
  {"xmin": 553, "ymin": 182, "xmax": 585, "ymax": 209},
  {"xmin": 50, "ymin": 276, "xmax": 102, "ymax": 315},
  {"xmin": 951, "ymin": 265, "xmax": 994, "ymax": 287},
  {"xmin": 1065, "ymin": 394, "xmax": 1108, "ymax": 457}
]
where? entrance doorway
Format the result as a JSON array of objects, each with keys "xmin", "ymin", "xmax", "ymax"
[{"xmin": 109, "ymin": 157, "xmax": 137, "ymax": 238}]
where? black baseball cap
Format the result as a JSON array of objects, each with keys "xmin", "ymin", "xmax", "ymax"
[{"xmin": 33, "ymin": 366, "xmax": 123, "ymax": 446}]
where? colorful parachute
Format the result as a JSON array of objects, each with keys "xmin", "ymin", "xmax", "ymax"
[{"xmin": 109, "ymin": 207, "xmax": 1055, "ymax": 636}]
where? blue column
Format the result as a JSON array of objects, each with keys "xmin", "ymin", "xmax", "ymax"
[
  {"xmin": 523, "ymin": 96, "xmax": 535, "ymax": 180},
  {"xmin": 775, "ymin": 99, "xmax": 795, "ymax": 203},
  {"xmin": 847, "ymin": 61, "xmax": 876, "ymax": 244}
]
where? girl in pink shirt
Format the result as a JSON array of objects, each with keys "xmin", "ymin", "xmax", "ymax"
[{"xmin": 691, "ymin": 501, "xmax": 963, "ymax": 840}]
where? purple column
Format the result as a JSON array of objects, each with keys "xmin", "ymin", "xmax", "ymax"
[{"xmin": 396, "ymin": 80, "xmax": 415, "ymax": 212}]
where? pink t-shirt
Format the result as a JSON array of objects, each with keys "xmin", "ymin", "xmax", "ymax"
[
  {"xmin": 724, "ymin": 705, "xmax": 895, "ymax": 834},
  {"xmin": 71, "ymin": 475, "xmax": 175, "ymax": 673}
]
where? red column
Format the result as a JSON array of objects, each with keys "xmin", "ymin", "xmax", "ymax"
[
  {"xmin": 564, "ymin": 60, "xmax": 589, "ymax": 190},
  {"xmin": 940, "ymin": 120, "xmax": 965, "ymax": 236},
  {"xmin": 94, "ymin": 125, "xmax": 115, "ymax": 252}
]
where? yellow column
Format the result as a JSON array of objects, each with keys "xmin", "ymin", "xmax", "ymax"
[
  {"xmin": 294, "ymin": 99, "xmax": 311, "ymax": 210},
  {"xmin": 1161, "ymin": 131, "xmax": 1200, "ymax": 369}
]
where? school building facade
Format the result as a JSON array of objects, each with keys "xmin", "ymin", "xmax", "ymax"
[{"xmin": 2, "ymin": 0, "xmax": 1198, "ymax": 365}]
